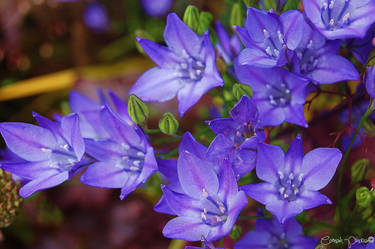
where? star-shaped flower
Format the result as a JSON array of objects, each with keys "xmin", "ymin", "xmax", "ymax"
[{"xmin": 242, "ymin": 135, "xmax": 342, "ymax": 223}]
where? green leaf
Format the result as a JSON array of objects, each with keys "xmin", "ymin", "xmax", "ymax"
[{"xmin": 282, "ymin": 0, "xmax": 301, "ymax": 12}]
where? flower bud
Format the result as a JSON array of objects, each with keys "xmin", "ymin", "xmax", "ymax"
[
  {"xmin": 183, "ymin": 5, "xmax": 200, "ymax": 32},
  {"xmin": 351, "ymin": 159, "xmax": 370, "ymax": 183},
  {"xmin": 229, "ymin": 225, "xmax": 242, "ymax": 241},
  {"xmin": 128, "ymin": 94, "xmax": 149, "ymax": 125},
  {"xmin": 197, "ymin": 11, "xmax": 213, "ymax": 35},
  {"xmin": 230, "ymin": 3, "xmax": 244, "ymax": 27},
  {"xmin": 233, "ymin": 83, "xmax": 253, "ymax": 100},
  {"xmin": 0, "ymin": 169, "xmax": 22, "ymax": 228},
  {"xmin": 159, "ymin": 112, "xmax": 179, "ymax": 135},
  {"xmin": 356, "ymin": 187, "xmax": 372, "ymax": 208},
  {"xmin": 364, "ymin": 119, "xmax": 375, "ymax": 136}
]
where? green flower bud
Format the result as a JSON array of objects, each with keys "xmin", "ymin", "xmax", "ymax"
[
  {"xmin": 364, "ymin": 119, "xmax": 375, "ymax": 136},
  {"xmin": 230, "ymin": 3, "xmax": 244, "ymax": 27},
  {"xmin": 233, "ymin": 83, "xmax": 253, "ymax": 100},
  {"xmin": 159, "ymin": 112, "xmax": 179, "ymax": 135},
  {"xmin": 183, "ymin": 5, "xmax": 200, "ymax": 32},
  {"xmin": 351, "ymin": 159, "xmax": 370, "ymax": 183},
  {"xmin": 366, "ymin": 48, "xmax": 375, "ymax": 67},
  {"xmin": 362, "ymin": 207, "xmax": 373, "ymax": 219},
  {"xmin": 197, "ymin": 11, "xmax": 213, "ymax": 35},
  {"xmin": 356, "ymin": 187, "xmax": 372, "ymax": 208},
  {"xmin": 128, "ymin": 94, "xmax": 149, "ymax": 125},
  {"xmin": 0, "ymin": 169, "xmax": 23, "ymax": 228},
  {"xmin": 229, "ymin": 225, "xmax": 243, "ymax": 241}
]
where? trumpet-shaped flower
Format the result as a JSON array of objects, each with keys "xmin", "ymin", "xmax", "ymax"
[
  {"xmin": 80, "ymin": 106, "xmax": 157, "ymax": 199},
  {"xmin": 235, "ymin": 8, "xmax": 305, "ymax": 68},
  {"xmin": 235, "ymin": 65, "xmax": 310, "ymax": 127},
  {"xmin": 303, "ymin": 0, "xmax": 375, "ymax": 40},
  {"xmin": 234, "ymin": 217, "xmax": 318, "ymax": 249},
  {"xmin": 242, "ymin": 135, "xmax": 342, "ymax": 223},
  {"xmin": 159, "ymin": 152, "xmax": 247, "ymax": 242},
  {"xmin": 0, "ymin": 113, "xmax": 90, "ymax": 198},
  {"xmin": 130, "ymin": 13, "xmax": 224, "ymax": 116},
  {"xmin": 215, "ymin": 21, "xmax": 241, "ymax": 66},
  {"xmin": 207, "ymin": 96, "xmax": 265, "ymax": 178}
]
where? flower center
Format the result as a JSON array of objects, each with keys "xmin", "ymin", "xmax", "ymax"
[
  {"xmin": 263, "ymin": 29, "xmax": 285, "ymax": 59},
  {"xmin": 298, "ymin": 48, "xmax": 319, "ymax": 74},
  {"xmin": 266, "ymin": 83, "xmax": 291, "ymax": 107},
  {"xmin": 233, "ymin": 122, "xmax": 255, "ymax": 146},
  {"xmin": 116, "ymin": 143, "xmax": 146, "ymax": 173},
  {"xmin": 321, "ymin": 0, "xmax": 352, "ymax": 31},
  {"xmin": 269, "ymin": 232, "xmax": 290, "ymax": 249},
  {"xmin": 44, "ymin": 144, "xmax": 78, "ymax": 172},
  {"xmin": 276, "ymin": 171, "xmax": 304, "ymax": 201},
  {"xmin": 178, "ymin": 57, "xmax": 205, "ymax": 82},
  {"xmin": 200, "ymin": 189, "xmax": 228, "ymax": 227}
]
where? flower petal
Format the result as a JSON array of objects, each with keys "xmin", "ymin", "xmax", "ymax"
[
  {"xmin": 136, "ymin": 37, "xmax": 179, "ymax": 67},
  {"xmin": 266, "ymin": 199, "xmax": 303, "ymax": 224},
  {"xmin": 179, "ymin": 132, "xmax": 207, "ymax": 159},
  {"xmin": 256, "ymin": 143, "xmax": 285, "ymax": 182},
  {"xmin": 302, "ymin": 148, "xmax": 342, "ymax": 191},
  {"xmin": 284, "ymin": 134, "xmax": 304, "ymax": 173},
  {"xmin": 281, "ymin": 10, "xmax": 304, "ymax": 50},
  {"xmin": 61, "ymin": 114, "xmax": 85, "ymax": 160},
  {"xmin": 162, "ymin": 216, "xmax": 210, "ymax": 241},
  {"xmin": 241, "ymin": 182, "xmax": 277, "ymax": 205},
  {"xmin": 230, "ymin": 96, "xmax": 259, "ymax": 124},
  {"xmin": 80, "ymin": 162, "xmax": 127, "ymax": 188}
]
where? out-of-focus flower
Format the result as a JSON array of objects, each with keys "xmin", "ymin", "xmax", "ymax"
[
  {"xmin": 83, "ymin": 2, "xmax": 109, "ymax": 32},
  {"xmin": 235, "ymin": 65, "xmax": 310, "ymax": 127},
  {"xmin": 206, "ymin": 96, "xmax": 265, "ymax": 178},
  {"xmin": 303, "ymin": 0, "xmax": 375, "ymax": 40},
  {"xmin": 365, "ymin": 66, "xmax": 375, "ymax": 99},
  {"xmin": 234, "ymin": 217, "xmax": 318, "ymax": 249},
  {"xmin": 215, "ymin": 21, "xmax": 241, "ymax": 66},
  {"xmin": 159, "ymin": 153, "xmax": 247, "ymax": 241},
  {"xmin": 0, "ymin": 114, "xmax": 90, "ymax": 198},
  {"xmin": 186, "ymin": 238, "xmax": 224, "ymax": 249},
  {"xmin": 349, "ymin": 240, "xmax": 375, "ymax": 249},
  {"xmin": 235, "ymin": 8, "xmax": 305, "ymax": 68},
  {"xmin": 346, "ymin": 24, "xmax": 375, "ymax": 64},
  {"xmin": 130, "ymin": 13, "xmax": 224, "ymax": 116},
  {"xmin": 80, "ymin": 106, "xmax": 158, "ymax": 200},
  {"xmin": 140, "ymin": 0, "xmax": 173, "ymax": 17},
  {"xmin": 291, "ymin": 17, "xmax": 359, "ymax": 84},
  {"xmin": 242, "ymin": 135, "xmax": 342, "ymax": 223}
]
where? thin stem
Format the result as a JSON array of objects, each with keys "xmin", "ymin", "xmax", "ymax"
[
  {"xmin": 337, "ymin": 104, "xmax": 373, "ymax": 215},
  {"xmin": 144, "ymin": 128, "xmax": 161, "ymax": 134}
]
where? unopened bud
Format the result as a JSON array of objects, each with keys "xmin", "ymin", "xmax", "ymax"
[
  {"xmin": 197, "ymin": 11, "xmax": 213, "ymax": 34},
  {"xmin": 229, "ymin": 225, "xmax": 243, "ymax": 241},
  {"xmin": 159, "ymin": 112, "xmax": 179, "ymax": 135},
  {"xmin": 183, "ymin": 5, "xmax": 200, "ymax": 32},
  {"xmin": 128, "ymin": 94, "xmax": 149, "ymax": 125},
  {"xmin": 230, "ymin": 3, "xmax": 244, "ymax": 27},
  {"xmin": 351, "ymin": 159, "xmax": 370, "ymax": 183},
  {"xmin": 356, "ymin": 187, "xmax": 372, "ymax": 208},
  {"xmin": 233, "ymin": 83, "xmax": 253, "ymax": 100}
]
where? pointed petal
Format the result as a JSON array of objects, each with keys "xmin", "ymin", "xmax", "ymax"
[
  {"xmin": 206, "ymin": 118, "xmax": 238, "ymax": 136},
  {"xmin": 162, "ymin": 217, "xmax": 210, "ymax": 241},
  {"xmin": 2, "ymin": 161, "xmax": 58, "ymax": 180},
  {"xmin": 256, "ymin": 143, "xmax": 284, "ymax": 182},
  {"xmin": 19, "ymin": 171, "xmax": 69, "ymax": 198},
  {"xmin": 206, "ymin": 134, "xmax": 233, "ymax": 162},
  {"xmin": 310, "ymin": 55, "xmax": 360, "ymax": 84},
  {"xmin": 237, "ymin": 47, "xmax": 277, "ymax": 68},
  {"xmin": 136, "ymin": 37, "xmax": 179, "ymax": 67},
  {"xmin": 107, "ymin": 89, "xmax": 133, "ymax": 125},
  {"xmin": 241, "ymin": 182, "xmax": 277, "ymax": 205},
  {"xmin": 266, "ymin": 199, "xmax": 303, "ymax": 224},
  {"xmin": 69, "ymin": 90, "xmax": 100, "ymax": 112},
  {"xmin": 284, "ymin": 105, "xmax": 308, "ymax": 128},
  {"xmin": 301, "ymin": 148, "xmax": 342, "ymax": 190},
  {"xmin": 32, "ymin": 112, "xmax": 65, "ymax": 144},
  {"xmin": 164, "ymin": 13, "xmax": 202, "ymax": 57},
  {"xmin": 0, "ymin": 122, "xmax": 56, "ymax": 161},
  {"xmin": 179, "ymin": 132, "xmax": 207, "ymax": 159},
  {"xmin": 245, "ymin": 7, "xmax": 280, "ymax": 43},
  {"xmin": 177, "ymin": 151, "xmax": 219, "ymax": 198},
  {"xmin": 297, "ymin": 190, "xmax": 332, "ymax": 209},
  {"xmin": 284, "ymin": 134, "xmax": 304, "ymax": 173},
  {"xmin": 80, "ymin": 162, "xmax": 127, "ymax": 188},
  {"xmin": 217, "ymin": 160, "xmax": 238, "ymax": 202},
  {"xmin": 61, "ymin": 114, "xmax": 85, "ymax": 160},
  {"xmin": 230, "ymin": 96, "xmax": 258, "ymax": 124},
  {"xmin": 281, "ymin": 10, "xmax": 304, "ymax": 50},
  {"xmin": 129, "ymin": 67, "xmax": 182, "ymax": 102},
  {"xmin": 163, "ymin": 187, "xmax": 201, "ymax": 217},
  {"xmin": 233, "ymin": 25, "xmax": 253, "ymax": 48},
  {"xmin": 154, "ymin": 194, "xmax": 176, "ymax": 215}
]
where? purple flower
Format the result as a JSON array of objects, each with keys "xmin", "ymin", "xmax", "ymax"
[
  {"xmin": 349, "ymin": 240, "xmax": 375, "ymax": 249},
  {"xmin": 130, "ymin": 13, "xmax": 224, "ymax": 116},
  {"xmin": 80, "ymin": 105, "xmax": 158, "ymax": 199},
  {"xmin": 242, "ymin": 135, "xmax": 342, "ymax": 223},
  {"xmin": 303, "ymin": 0, "xmax": 375, "ymax": 40},
  {"xmin": 235, "ymin": 8, "xmax": 305, "ymax": 68},
  {"xmin": 0, "ymin": 113, "xmax": 90, "ymax": 198},
  {"xmin": 366, "ymin": 66, "xmax": 375, "ymax": 99},
  {"xmin": 346, "ymin": 24, "xmax": 375, "ymax": 64},
  {"xmin": 234, "ymin": 217, "xmax": 318, "ymax": 249},
  {"xmin": 141, "ymin": 0, "xmax": 173, "ymax": 17},
  {"xmin": 215, "ymin": 21, "xmax": 241, "ymax": 65},
  {"xmin": 69, "ymin": 89, "xmax": 133, "ymax": 140},
  {"xmin": 186, "ymin": 238, "xmax": 223, "ymax": 249},
  {"xmin": 235, "ymin": 65, "xmax": 310, "ymax": 127},
  {"xmin": 159, "ymin": 154, "xmax": 247, "ymax": 242},
  {"xmin": 83, "ymin": 2, "xmax": 109, "ymax": 32},
  {"xmin": 206, "ymin": 96, "xmax": 265, "ymax": 178},
  {"xmin": 291, "ymin": 18, "xmax": 359, "ymax": 84}
]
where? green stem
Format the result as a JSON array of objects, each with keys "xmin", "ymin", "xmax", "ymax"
[
  {"xmin": 144, "ymin": 128, "xmax": 161, "ymax": 134},
  {"xmin": 337, "ymin": 104, "xmax": 373, "ymax": 215}
]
